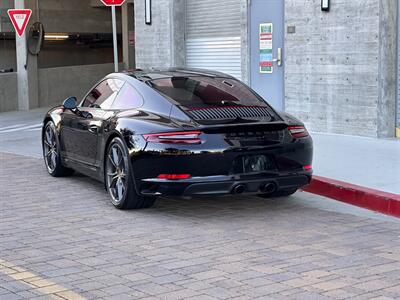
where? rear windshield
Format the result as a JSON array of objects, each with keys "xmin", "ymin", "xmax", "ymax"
[{"xmin": 148, "ymin": 76, "xmax": 268, "ymax": 110}]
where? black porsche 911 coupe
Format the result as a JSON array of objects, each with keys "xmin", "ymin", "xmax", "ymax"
[{"xmin": 42, "ymin": 68, "xmax": 313, "ymax": 209}]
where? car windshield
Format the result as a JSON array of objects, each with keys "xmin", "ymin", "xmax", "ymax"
[{"xmin": 148, "ymin": 76, "xmax": 268, "ymax": 110}]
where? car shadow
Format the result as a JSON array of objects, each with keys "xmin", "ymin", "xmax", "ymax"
[
  {"xmin": 67, "ymin": 172, "xmax": 305, "ymax": 221},
  {"xmin": 61, "ymin": 172, "xmax": 397, "ymax": 224},
  {"xmin": 152, "ymin": 194, "xmax": 303, "ymax": 219}
]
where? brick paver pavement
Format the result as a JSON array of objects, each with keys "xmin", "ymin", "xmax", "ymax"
[{"xmin": 1, "ymin": 152, "xmax": 400, "ymax": 300}]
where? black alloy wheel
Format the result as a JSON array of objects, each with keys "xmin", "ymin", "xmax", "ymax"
[
  {"xmin": 43, "ymin": 121, "xmax": 74, "ymax": 177},
  {"xmin": 105, "ymin": 137, "xmax": 156, "ymax": 209}
]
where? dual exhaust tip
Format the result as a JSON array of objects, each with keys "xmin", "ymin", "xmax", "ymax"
[{"xmin": 232, "ymin": 183, "xmax": 277, "ymax": 195}]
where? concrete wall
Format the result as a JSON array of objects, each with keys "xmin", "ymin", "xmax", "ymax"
[
  {"xmin": 34, "ymin": 0, "xmax": 124, "ymax": 109},
  {"xmin": 38, "ymin": 63, "xmax": 118, "ymax": 107},
  {"xmin": 122, "ymin": 2, "xmax": 136, "ymax": 69},
  {"xmin": 38, "ymin": 0, "xmax": 122, "ymax": 34},
  {"xmin": 0, "ymin": 1, "xmax": 16, "ymax": 71},
  {"xmin": 0, "ymin": 0, "xmax": 127, "ymax": 112},
  {"xmin": 2, "ymin": 0, "xmax": 123, "ymax": 70},
  {"xmin": 0, "ymin": 0, "xmax": 14, "ymax": 32},
  {"xmin": 0, "ymin": 73, "xmax": 18, "ymax": 112},
  {"xmin": 36, "ymin": 0, "xmax": 123, "ymax": 69},
  {"xmin": 38, "ymin": 43, "xmax": 120, "ymax": 69},
  {"xmin": 0, "ymin": 41, "xmax": 17, "ymax": 71},
  {"xmin": 133, "ymin": 0, "xmax": 185, "ymax": 69},
  {"xmin": 284, "ymin": 0, "xmax": 397, "ymax": 138}
]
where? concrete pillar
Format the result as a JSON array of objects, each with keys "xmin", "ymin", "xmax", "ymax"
[
  {"xmin": 240, "ymin": 0, "xmax": 250, "ymax": 84},
  {"xmin": 15, "ymin": 0, "xmax": 38, "ymax": 111},
  {"xmin": 122, "ymin": 0, "xmax": 135, "ymax": 69},
  {"xmin": 133, "ymin": 0, "xmax": 185, "ymax": 69},
  {"xmin": 377, "ymin": 0, "xmax": 397, "ymax": 138}
]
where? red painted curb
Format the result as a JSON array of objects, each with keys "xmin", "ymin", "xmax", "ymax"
[{"xmin": 302, "ymin": 176, "xmax": 400, "ymax": 218}]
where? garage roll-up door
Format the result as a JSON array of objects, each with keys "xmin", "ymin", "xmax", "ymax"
[{"xmin": 185, "ymin": 0, "xmax": 242, "ymax": 80}]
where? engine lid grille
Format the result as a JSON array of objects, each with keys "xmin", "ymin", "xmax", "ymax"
[{"xmin": 187, "ymin": 106, "xmax": 272, "ymax": 121}]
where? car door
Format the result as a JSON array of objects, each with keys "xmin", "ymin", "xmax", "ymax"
[{"xmin": 60, "ymin": 78, "xmax": 125, "ymax": 166}]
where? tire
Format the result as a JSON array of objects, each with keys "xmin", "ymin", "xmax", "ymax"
[
  {"xmin": 43, "ymin": 121, "xmax": 74, "ymax": 177},
  {"xmin": 105, "ymin": 137, "xmax": 156, "ymax": 210},
  {"xmin": 258, "ymin": 188, "xmax": 298, "ymax": 199}
]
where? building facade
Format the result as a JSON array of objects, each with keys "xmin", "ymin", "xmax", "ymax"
[
  {"xmin": 0, "ymin": 0, "xmax": 399, "ymax": 138},
  {"xmin": 134, "ymin": 0, "xmax": 399, "ymax": 138}
]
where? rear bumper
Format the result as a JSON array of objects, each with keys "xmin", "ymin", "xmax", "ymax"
[
  {"xmin": 139, "ymin": 173, "xmax": 312, "ymax": 196},
  {"xmin": 130, "ymin": 132, "xmax": 313, "ymax": 197}
]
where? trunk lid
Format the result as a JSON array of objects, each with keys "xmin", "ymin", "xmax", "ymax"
[{"xmin": 200, "ymin": 121, "xmax": 288, "ymax": 147}]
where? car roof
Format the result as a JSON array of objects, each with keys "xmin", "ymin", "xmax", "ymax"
[{"xmin": 121, "ymin": 68, "xmax": 234, "ymax": 82}]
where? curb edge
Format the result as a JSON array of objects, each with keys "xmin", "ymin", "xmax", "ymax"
[{"xmin": 302, "ymin": 176, "xmax": 400, "ymax": 218}]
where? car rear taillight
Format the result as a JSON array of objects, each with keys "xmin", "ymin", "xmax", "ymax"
[
  {"xmin": 157, "ymin": 174, "xmax": 192, "ymax": 180},
  {"xmin": 143, "ymin": 131, "xmax": 202, "ymax": 144},
  {"xmin": 288, "ymin": 126, "xmax": 309, "ymax": 138},
  {"xmin": 303, "ymin": 165, "xmax": 313, "ymax": 171}
]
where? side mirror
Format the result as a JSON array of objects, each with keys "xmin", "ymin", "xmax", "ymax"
[
  {"xmin": 63, "ymin": 97, "xmax": 77, "ymax": 110},
  {"xmin": 80, "ymin": 111, "xmax": 93, "ymax": 119}
]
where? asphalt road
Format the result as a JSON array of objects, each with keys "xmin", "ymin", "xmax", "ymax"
[
  {"xmin": 0, "ymin": 108, "xmax": 400, "ymax": 299},
  {"xmin": 0, "ymin": 108, "xmax": 47, "ymax": 158}
]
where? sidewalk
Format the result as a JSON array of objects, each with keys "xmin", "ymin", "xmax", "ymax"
[
  {"xmin": 307, "ymin": 133, "xmax": 400, "ymax": 217},
  {"xmin": 312, "ymin": 133, "xmax": 400, "ymax": 195}
]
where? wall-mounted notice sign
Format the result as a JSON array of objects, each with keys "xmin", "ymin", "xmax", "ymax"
[{"xmin": 259, "ymin": 23, "xmax": 273, "ymax": 74}]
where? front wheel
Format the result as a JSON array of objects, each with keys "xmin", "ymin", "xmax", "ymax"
[
  {"xmin": 42, "ymin": 121, "xmax": 74, "ymax": 177},
  {"xmin": 105, "ymin": 137, "xmax": 156, "ymax": 210}
]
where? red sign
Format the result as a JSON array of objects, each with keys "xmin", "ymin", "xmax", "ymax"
[
  {"xmin": 100, "ymin": 0, "xmax": 126, "ymax": 6},
  {"xmin": 7, "ymin": 9, "xmax": 32, "ymax": 37},
  {"xmin": 260, "ymin": 33, "xmax": 272, "ymax": 41},
  {"xmin": 260, "ymin": 61, "xmax": 273, "ymax": 67}
]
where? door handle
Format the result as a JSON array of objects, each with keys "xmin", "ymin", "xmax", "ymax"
[
  {"xmin": 88, "ymin": 125, "xmax": 99, "ymax": 134},
  {"xmin": 272, "ymin": 48, "xmax": 282, "ymax": 67}
]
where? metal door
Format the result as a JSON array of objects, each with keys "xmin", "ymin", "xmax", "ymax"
[
  {"xmin": 250, "ymin": 0, "xmax": 285, "ymax": 111},
  {"xmin": 185, "ymin": 0, "xmax": 242, "ymax": 79}
]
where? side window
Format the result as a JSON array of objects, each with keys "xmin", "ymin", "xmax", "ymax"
[
  {"xmin": 82, "ymin": 78, "xmax": 125, "ymax": 109},
  {"xmin": 111, "ymin": 83, "xmax": 144, "ymax": 110}
]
